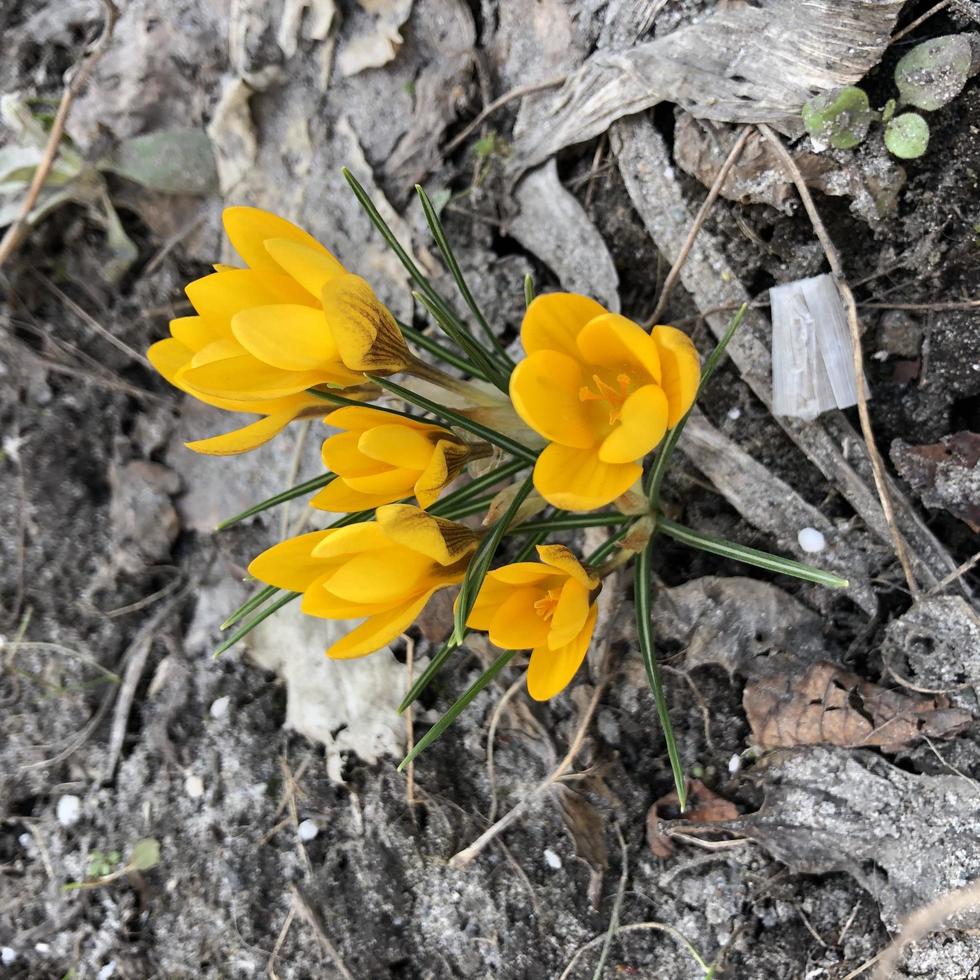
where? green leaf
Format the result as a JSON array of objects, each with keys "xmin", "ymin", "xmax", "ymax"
[
  {"xmin": 213, "ymin": 591, "xmax": 300, "ymax": 658},
  {"xmin": 507, "ymin": 511, "xmax": 632, "ymax": 535},
  {"xmin": 801, "ymin": 86, "xmax": 874, "ymax": 150},
  {"xmin": 524, "ymin": 273, "xmax": 535, "ymax": 308},
  {"xmin": 217, "ymin": 474, "xmax": 336, "ymax": 530},
  {"xmin": 398, "ymin": 320, "xmax": 490, "ymax": 380},
  {"xmin": 221, "ymin": 584, "xmax": 280, "ymax": 631},
  {"xmin": 102, "ymin": 196, "xmax": 139, "ymax": 285},
  {"xmin": 429, "ymin": 458, "xmax": 529, "ymax": 516},
  {"xmin": 398, "ymin": 649, "xmax": 516, "ymax": 769},
  {"xmin": 657, "ymin": 516, "xmax": 850, "ymax": 588},
  {"xmin": 635, "ymin": 542, "xmax": 687, "ymax": 810},
  {"xmin": 453, "ymin": 475, "xmax": 534, "ymax": 644},
  {"xmin": 884, "ymin": 112, "xmax": 930, "ymax": 160},
  {"xmin": 584, "ymin": 524, "xmax": 634, "ymax": 568},
  {"xmin": 100, "ymin": 129, "xmax": 218, "ymax": 195},
  {"xmin": 894, "ymin": 34, "xmax": 972, "ymax": 112},
  {"xmin": 128, "ymin": 837, "xmax": 161, "ymax": 871}
]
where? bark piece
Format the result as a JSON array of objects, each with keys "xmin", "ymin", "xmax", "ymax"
[{"xmin": 744, "ymin": 661, "xmax": 972, "ymax": 753}]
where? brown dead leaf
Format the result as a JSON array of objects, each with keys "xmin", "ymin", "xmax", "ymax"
[
  {"xmin": 554, "ymin": 784, "xmax": 608, "ymax": 908},
  {"xmin": 744, "ymin": 662, "xmax": 972, "ymax": 754},
  {"xmin": 646, "ymin": 779, "xmax": 740, "ymax": 859}
]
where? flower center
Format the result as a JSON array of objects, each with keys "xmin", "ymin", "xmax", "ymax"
[
  {"xmin": 533, "ymin": 588, "xmax": 561, "ymax": 621},
  {"xmin": 578, "ymin": 372, "xmax": 632, "ymax": 424}
]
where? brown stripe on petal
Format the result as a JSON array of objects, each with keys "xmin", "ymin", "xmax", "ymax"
[{"xmin": 323, "ymin": 274, "xmax": 410, "ymax": 373}]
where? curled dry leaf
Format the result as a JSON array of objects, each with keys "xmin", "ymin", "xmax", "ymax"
[
  {"xmin": 646, "ymin": 778, "xmax": 740, "ymax": 859},
  {"xmin": 554, "ymin": 784, "xmax": 608, "ymax": 909},
  {"xmin": 744, "ymin": 661, "xmax": 972, "ymax": 754}
]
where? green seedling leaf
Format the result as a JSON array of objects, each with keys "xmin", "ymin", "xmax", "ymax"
[
  {"xmin": 881, "ymin": 98, "xmax": 897, "ymax": 125},
  {"xmin": 884, "ymin": 112, "xmax": 930, "ymax": 160},
  {"xmin": 894, "ymin": 34, "xmax": 972, "ymax": 112},
  {"xmin": 128, "ymin": 837, "xmax": 160, "ymax": 871},
  {"xmin": 102, "ymin": 196, "xmax": 139, "ymax": 284},
  {"xmin": 100, "ymin": 129, "xmax": 218, "ymax": 195},
  {"xmin": 802, "ymin": 86, "xmax": 874, "ymax": 150}
]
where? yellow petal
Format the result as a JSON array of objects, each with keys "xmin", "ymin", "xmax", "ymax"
[
  {"xmin": 185, "ymin": 409, "xmax": 298, "ymax": 455},
  {"xmin": 147, "ymin": 337, "xmax": 192, "ymax": 387},
  {"xmin": 183, "ymin": 355, "xmax": 324, "ymax": 400},
  {"xmin": 189, "ymin": 338, "xmax": 245, "ymax": 369},
  {"xmin": 301, "ymin": 572, "xmax": 394, "ymax": 618},
  {"xmin": 310, "ymin": 522, "xmax": 390, "ymax": 559},
  {"xmin": 486, "ymin": 563, "xmax": 555, "ymax": 586},
  {"xmin": 414, "ymin": 439, "xmax": 468, "ymax": 509},
  {"xmin": 597, "ymin": 383, "xmax": 668, "ymax": 465},
  {"xmin": 376, "ymin": 504, "xmax": 478, "ymax": 565},
  {"xmin": 576, "ymin": 313, "xmax": 661, "ymax": 385},
  {"xmin": 185, "ymin": 269, "xmax": 310, "ymax": 327},
  {"xmin": 324, "ymin": 405, "xmax": 423, "ymax": 432},
  {"xmin": 466, "ymin": 576, "xmax": 520, "ymax": 630},
  {"xmin": 309, "ymin": 479, "xmax": 402, "ymax": 513},
  {"xmin": 169, "ymin": 316, "xmax": 220, "ymax": 351},
  {"xmin": 509, "ymin": 351, "xmax": 599, "ymax": 449},
  {"xmin": 321, "ymin": 274, "xmax": 409, "ymax": 373},
  {"xmin": 533, "ymin": 443, "xmax": 641, "ymax": 511},
  {"xmin": 325, "ymin": 549, "xmax": 434, "ymax": 603},
  {"xmin": 231, "ymin": 304, "xmax": 338, "ymax": 371},
  {"xmin": 488, "ymin": 588, "xmax": 550, "ymax": 649},
  {"xmin": 327, "ymin": 590, "xmax": 436, "ymax": 659},
  {"xmin": 536, "ymin": 544, "xmax": 598, "ymax": 590},
  {"xmin": 522, "ymin": 292, "xmax": 608, "ymax": 359},
  {"xmin": 323, "ymin": 431, "xmax": 388, "ymax": 478},
  {"xmin": 263, "ymin": 238, "xmax": 346, "ymax": 297},
  {"xmin": 343, "ymin": 468, "xmax": 417, "ymax": 496},
  {"xmin": 358, "ymin": 424, "xmax": 436, "ymax": 470},
  {"xmin": 248, "ymin": 530, "xmax": 332, "ymax": 592},
  {"xmin": 547, "ymin": 579, "xmax": 590, "ymax": 649},
  {"xmin": 652, "ymin": 325, "xmax": 701, "ymax": 427},
  {"xmin": 527, "ymin": 603, "xmax": 598, "ymax": 701},
  {"xmin": 223, "ymin": 206, "xmax": 330, "ymax": 274}
]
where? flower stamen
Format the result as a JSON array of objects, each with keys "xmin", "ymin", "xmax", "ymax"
[
  {"xmin": 578, "ymin": 372, "xmax": 633, "ymax": 424},
  {"xmin": 533, "ymin": 588, "xmax": 561, "ymax": 621}
]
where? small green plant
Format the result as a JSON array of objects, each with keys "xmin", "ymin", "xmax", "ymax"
[
  {"xmin": 801, "ymin": 33, "xmax": 975, "ymax": 161},
  {"xmin": 65, "ymin": 837, "xmax": 160, "ymax": 891}
]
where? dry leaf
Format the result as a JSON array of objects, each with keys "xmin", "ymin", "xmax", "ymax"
[
  {"xmin": 646, "ymin": 779, "xmax": 740, "ymax": 859},
  {"xmin": 744, "ymin": 662, "xmax": 972, "ymax": 754},
  {"xmin": 554, "ymin": 784, "xmax": 608, "ymax": 908}
]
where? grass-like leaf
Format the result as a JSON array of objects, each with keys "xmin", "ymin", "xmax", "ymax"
[
  {"xmin": 657, "ymin": 516, "xmax": 849, "ymax": 588},
  {"xmin": 221, "ymin": 583, "xmax": 280, "ymax": 631},
  {"xmin": 584, "ymin": 524, "xmax": 634, "ymax": 568},
  {"xmin": 398, "ymin": 320, "xmax": 488, "ymax": 380},
  {"xmin": 217, "ymin": 474, "xmax": 336, "ymax": 531},
  {"xmin": 453, "ymin": 475, "xmax": 535, "ymax": 644},
  {"xmin": 429, "ymin": 458, "xmax": 529, "ymax": 516},
  {"xmin": 213, "ymin": 591, "xmax": 300, "ymax": 658},
  {"xmin": 307, "ymin": 386, "xmax": 421, "ymax": 421},
  {"xmin": 647, "ymin": 303, "xmax": 747, "ymax": 507},
  {"xmin": 524, "ymin": 273, "xmax": 535, "ymax": 308},
  {"xmin": 507, "ymin": 511, "xmax": 631, "ymax": 535},
  {"xmin": 398, "ymin": 649, "xmax": 516, "ymax": 769},
  {"xmin": 635, "ymin": 540, "xmax": 687, "ymax": 810}
]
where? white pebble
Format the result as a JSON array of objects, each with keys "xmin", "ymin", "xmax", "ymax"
[
  {"xmin": 1, "ymin": 948, "xmax": 17, "ymax": 965},
  {"xmin": 728, "ymin": 753, "xmax": 742, "ymax": 775},
  {"xmin": 209, "ymin": 696, "xmax": 230, "ymax": 720},
  {"xmin": 797, "ymin": 527, "xmax": 827, "ymax": 554},
  {"xmin": 34, "ymin": 943, "xmax": 50, "ymax": 954},
  {"xmin": 56, "ymin": 795, "xmax": 82, "ymax": 827},
  {"xmin": 97, "ymin": 961, "xmax": 117, "ymax": 980},
  {"xmin": 727, "ymin": 406, "xmax": 742, "ymax": 421},
  {"xmin": 18, "ymin": 833, "xmax": 31, "ymax": 849},
  {"xmin": 297, "ymin": 819, "xmax": 319, "ymax": 842},
  {"xmin": 872, "ymin": 350, "xmax": 889, "ymax": 362},
  {"xmin": 543, "ymin": 848, "xmax": 562, "ymax": 870},
  {"xmin": 184, "ymin": 774, "xmax": 205, "ymax": 799}
]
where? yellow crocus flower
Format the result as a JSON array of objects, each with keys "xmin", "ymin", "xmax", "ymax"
[
  {"xmin": 508, "ymin": 293, "xmax": 700, "ymax": 510},
  {"xmin": 465, "ymin": 544, "xmax": 600, "ymax": 700},
  {"xmin": 311, "ymin": 406, "xmax": 478, "ymax": 512},
  {"xmin": 148, "ymin": 206, "xmax": 409, "ymax": 454},
  {"xmin": 248, "ymin": 504, "xmax": 478, "ymax": 658}
]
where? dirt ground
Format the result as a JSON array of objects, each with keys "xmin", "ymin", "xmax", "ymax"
[{"xmin": 2, "ymin": 1, "xmax": 980, "ymax": 978}]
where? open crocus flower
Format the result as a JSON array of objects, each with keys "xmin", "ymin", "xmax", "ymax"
[
  {"xmin": 509, "ymin": 293, "xmax": 701, "ymax": 510},
  {"xmin": 465, "ymin": 544, "xmax": 600, "ymax": 700},
  {"xmin": 248, "ymin": 504, "xmax": 478, "ymax": 658},
  {"xmin": 311, "ymin": 406, "xmax": 480, "ymax": 512},
  {"xmin": 148, "ymin": 206, "xmax": 409, "ymax": 454}
]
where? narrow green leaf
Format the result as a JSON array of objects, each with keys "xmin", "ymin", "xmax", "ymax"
[
  {"xmin": 635, "ymin": 542, "xmax": 687, "ymax": 810},
  {"xmin": 217, "ymin": 474, "xmax": 336, "ymax": 530},
  {"xmin": 429, "ymin": 458, "xmax": 529, "ymax": 516},
  {"xmin": 398, "ymin": 320, "xmax": 489, "ymax": 380},
  {"xmin": 221, "ymin": 584, "xmax": 280, "ymax": 631},
  {"xmin": 524, "ymin": 273, "xmax": 535, "ymax": 308},
  {"xmin": 647, "ymin": 303, "xmax": 747, "ymax": 507},
  {"xmin": 416, "ymin": 184, "xmax": 515, "ymax": 369},
  {"xmin": 398, "ymin": 650, "xmax": 516, "ymax": 769},
  {"xmin": 507, "ymin": 511, "xmax": 631, "ymax": 535},
  {"xmin": 453, "ymin": 475, "xmax": 535, "ymax": 644},
  {"xmin": 436, "ymin": 494, "xmax": 497, "ymax": 521},
  {"xmin": 372, "ymin": 377, "xmax": 538, "ymax": 463},
  {"xmin": 307, "ymin": 386, "xmax": 420, "ymax": 421},
  {"xmin": 584, "ymin": 524, "xmax": 634, "ymax": 568},
  {"xmin": 213, "ymin": 591, "xmax": 300, "ymax": 658},
  {"xmin": 657, "ymin": 516, "xmax": 850, "ymax": 588}
]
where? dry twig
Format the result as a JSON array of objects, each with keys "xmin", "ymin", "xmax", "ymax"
[
  {"xmin": 891, "ymin": 0, "xmax": 952, "ymax": 42},
  {"xmin": 290, "ymin": 885, "xmax": 356, "ymax": 980}
]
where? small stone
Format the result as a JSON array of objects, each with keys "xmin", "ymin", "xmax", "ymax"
[
  {"xmin": 543, "ymin": 848, "xmax": 562, "ymax": 870},
  {"xmin": 184, "ymin": 774, "xmax": 205, "ymax": 799},
  {"xmin": 297, "ymin": 819, "xmax": 319, "ymax": 841},
  {"xmin": 97, "ymin": 962, "xmax": 117, "ymax": 980},
  {"xmin": 18, "ymin": 833, "xmax": 31, "ymax": 849},
  {"xmin": 209, "ymin": 696, "xmax": 231, "ymax": 719},
  {"xmin": 797, "ymin": 527, "xmax": 826, "ymax": 553},
  {"xmin": 56, "ymin": 795, "xmax": 82, "ymax": 827},
  {"xmin": 1, "ymin": 948, "xmax": 17, "ymax": 965},
  {"xmin": 34, "ymin": 943, "xmax": 50, "ymax": 954},
  {"xmin": 727, "ymin": 406, "xmax": 741, "ymax": 420},
  {"xmin": 728, "ymin": 753, "xmax": 742, "ymax": 774}
]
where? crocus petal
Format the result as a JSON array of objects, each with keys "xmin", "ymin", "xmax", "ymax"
[
  {"xmin": 325, "ymin": 549, "xmax": 434, "ymax": 603},
  {"xmin": 248, "ymin": 529, "xmax": 333, "ymax": 592},
  {"xmin": 309, "ymin": 479, "xmax": 404, "ymax": 513},
  {"xmin": 536, "ymin": 545, "xmax": 599, "ymax": 590},
  {"xmin": 310, "ymin": 522, "xmax": 390, "ymax": 559},
  {"xmin": 223, "ymin": 206, "xmax": 331, "ymax": 274},
  {"xmin": 486, "ymin": 563, "xmax": 555, "ymax": 586},
  {"xmin": 327, "ymin": 590, "xmax": 436, "ymax": 659},
  {"xmin": 509, "ymin": 350, "xmax": 599, "ymax": 449},
  {"xmin": 358, "ymin": 424, "xmax": 436, "ymax": 470},
  {"xmin": 324, "ymin": 406, "xmax": 424, "ymax": 432},
  {"xmin": 376, "ymin": 505, "xmax": 478, "ymax": 565},
  {"xmin": 575, "ymin": 313, "xmax": 662, "ymax": 385},
  {"xmin": 185, "ymin": 409, "xmax": 298, "ymax": 456},
  {"xmin": 183, "ymin": 355, "xmax": 325, "ymax": 400},
  {"xmin": 413, "ymin": 439, "xmax": 468, "ymax": 509},
  {"xmin": 465, "ymin": 575, "xmax": 521, "ymax": 630},
  {"xmin": 533, "ymin": 443, "xmax": 641, "ymax": 511},
  {"xmin": 527, "ymin": 604, "xmax": 598, "ymax": 701},
  {"xmin": 263, "ymin": 238, "xmax": 346, "ymax": 296},
  {"xmin": 185, "ymin": 269, "xmax": 310, "ymax": 327},
  {"xmin": 169, "ymin": 316, "xmax": 221, "ymax": 351},
  {"xmin": 521, "ymin": 292, "xmax": 608, "ymax": 359},
  {"xmin": 188, "ymin": 338, "xmax": 246, "ymax": 369},
  {"xmin": 321, "ymin": 274, "xmax": 409, "ymax": 373},
  {"xmin": 488, "ymin": 588, "xmax": 551, "ymax": 650},
  {"xmin": 301, "ymin": 572, "xmax": 395, "ymax": 619},
  {"xmin": 343, "ymin": 468, "xmax": 418, "ymax": 496},
  {"xmin": 547, "ymin": 579, "xmax": 590, "ymax": 650},
  {"xmin": 652, "ymin": 325, "xmax": 701, "ymax": 427},
  {"xmin": 322, "ymin": 431, "xmax": 389, "ymax": 478},
  {"xmin": 597, "ymin": 383, "xmax": 668, "ymax": 465}
]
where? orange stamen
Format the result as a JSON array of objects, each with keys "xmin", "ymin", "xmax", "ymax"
[
  {"xmin": 533, "ymin": 589, "xmax": 561, "ymax": 621},
  {"xmin": 578, "ymin": 372, "xmax": 633, "ymax": 424}
]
